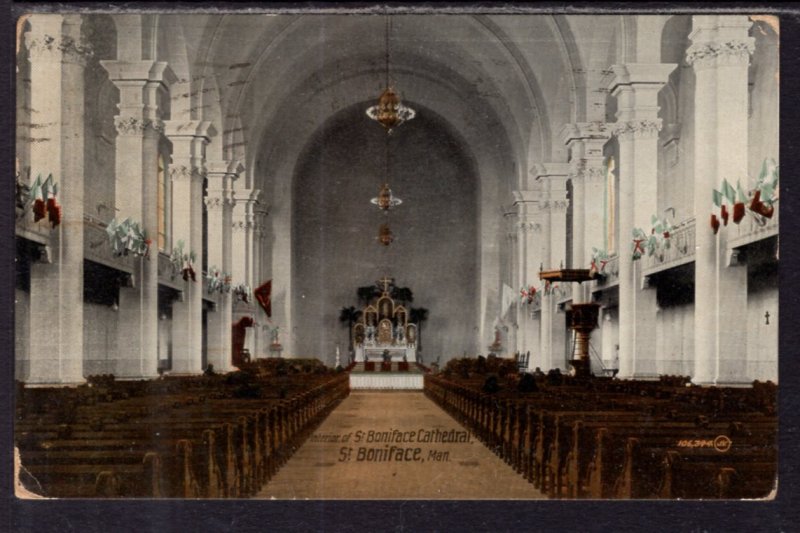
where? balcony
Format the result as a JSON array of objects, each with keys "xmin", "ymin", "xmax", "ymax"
[
  {"xmin": 591, "ymin": 253, "xmax": 620, "ymax": 291},
  {"xmin": 84, "ymin": 216, "xmax": 136, "ymax": 274},
  {"xmin": 157, "ymin": 251, "xmax": 185, "ymax": 291},
  {"xmin": 642, "ymin": 217, "xmax": 696, "ymax": 276},
  {"xmin": 15, "ymin": 208, "xmax": 52, "ymax": 247},
  {"xmin": 727, "ymin": 199, "xmax": 779, "ymax": 249}
]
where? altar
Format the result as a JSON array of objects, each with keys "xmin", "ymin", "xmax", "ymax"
[
  {"xmin": 356, "ymin": 345, "xmax": 417, "ymax": 363},
  {"xmin": 352, "ymin": 277, "xmax": 419, "ymax": 363}
]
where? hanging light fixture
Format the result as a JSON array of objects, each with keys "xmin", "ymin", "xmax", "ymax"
[
  {"xmin": 370, "ymin": 113, "xmax": 402, "ymax": 214},
  {"xmin": 377, "ymin": 223, "xmax": 394, "ymax": 246},
  {"xmin": 366, "ymin": 15, "xmax": 416, "ymax": 133},
  {"xmin": 371, "ymin": 183, "xmax": 402, "ymax": 211}
]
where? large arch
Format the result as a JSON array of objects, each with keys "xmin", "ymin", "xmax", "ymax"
[{"xmin": 291, "ymin": 102, "xmax": 480, "ymax": 362}]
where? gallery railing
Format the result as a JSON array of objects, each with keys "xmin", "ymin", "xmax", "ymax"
[
  {"xmin": 592, "ymin": 252, "xmax": 620, "ymax": 290},
  {"xmin": 727, "ymin": 198, "xmax": 779, "ymax": 249},
  {"xmin": 83, "ymin": 215, "xmax": 136, "ymax": 273},
  {"xmin": 642, "ymin": 217, "xmax": 696, "ymax": 276},
  {"xmin": 16, "ymin": 206, "xmax": 53, "ymax": 247}
]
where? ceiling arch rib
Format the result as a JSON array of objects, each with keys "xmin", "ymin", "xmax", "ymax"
[
  {"xmin": 250, "ymin": 64, "xmax": 515, "ymax": 206},
  {"xmin": 188, "ymin": 15, "xmax": 542, "ymax": 188}
]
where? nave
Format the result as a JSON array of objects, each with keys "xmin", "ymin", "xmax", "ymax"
[{"xmin": 16, "ymin": 356, "xmax": 777, "ymax": 500}]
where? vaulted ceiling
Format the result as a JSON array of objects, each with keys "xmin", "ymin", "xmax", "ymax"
[{"xmin": 154, "ymin": 14, "xmax": 624, "ymax": 194}]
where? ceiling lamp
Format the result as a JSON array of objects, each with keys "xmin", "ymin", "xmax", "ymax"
[
  {"xmin": 366, "ymin": 15, "xmax": 415, "ymax": 133},
  {"xmin": 366, "ymin": 87, "xmax": 416, "ymax": 133},
  {"xmin": 370, "ymin": 183, "xmax": 402, "ymax": 212},
  {"xmin": 377, "ymin": 223, "xmax": 394, "ymax": 246}
]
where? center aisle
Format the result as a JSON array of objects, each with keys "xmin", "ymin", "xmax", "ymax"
[{"xmin": 257, "ymin": 391, "xmax": 545, "ymax": 499}]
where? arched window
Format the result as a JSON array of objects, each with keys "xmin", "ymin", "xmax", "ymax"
[
  {"xmin": 605, "ymin": 156, "xmax": 616, "ymax": 254},
  {"xmin": 157, "ymin": 154, "xmax": 168, "ymax": 251}
]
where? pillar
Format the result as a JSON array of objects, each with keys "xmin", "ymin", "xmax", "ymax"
[
  {"xmin": 503, "ymin": 207, "xmax": 519, "ymax": 355},
  {"xmin": 562, "ymin": 123, "xmax": 612, "ymax": 305},
  {"xmin": 609, "ymin": 62, "xmax": 676, "ymax": 379},
  {"xmin": 101, "ymin": 57, "xmax": 174, "ymax": 380},
  {"xmin": 231, "ymin": 187, "xmax": 262, "ymax": 354},
  {"xmin": 165, "ymin": 121, "xmax": 214, "ymax": 374},
  {"xmin": 231, "ymin": 188, "xmax": 261, "ymax": 287},
  {"xmin": 205, "ymin": 160, "xmax": 243, "ymax": 372},
  {"xmin": 512, "ymin": 190, "xmax": 541, "ymax": 366},
  {"xmin": 687, "ymin": 16, "xmax": 753, "ymax": 384},
  {"xmin": 533, "ymin": 164, "xmax": 569, "ymax": 371},
  {"xmin": 25, "ymin": 15, "xmax": 91, "ymax": 384}
]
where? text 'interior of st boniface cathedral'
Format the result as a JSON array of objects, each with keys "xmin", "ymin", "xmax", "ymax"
[{"xmin": 15, "ymin": 13, "xmax": 778, "ymax": 385}]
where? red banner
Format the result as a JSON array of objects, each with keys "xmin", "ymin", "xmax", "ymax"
[{"xmin": 255, "ymin": 280, "xmax": 272, "ymax": 317}]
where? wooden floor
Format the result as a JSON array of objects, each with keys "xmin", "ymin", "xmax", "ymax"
[{"xmin": 257, "ymin": 391, "xmax": 545, "ymax": 499}]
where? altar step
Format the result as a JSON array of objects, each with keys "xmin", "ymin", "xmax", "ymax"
[{"xmin": 348, "ymin": 362, "xmax": 425, "ymax": 390}]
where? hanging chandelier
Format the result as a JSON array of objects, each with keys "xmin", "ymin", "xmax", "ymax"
[
  {"xmin": 366, "ymin": 15, "xmax": 415, "ymax": 133},
  {"xmin": 371, "ymin": 183, "xmax": 402, "ymax": 212},
  {"xmin": 377, "ymin": 223, "xmax": 394, "ymax": 246}
]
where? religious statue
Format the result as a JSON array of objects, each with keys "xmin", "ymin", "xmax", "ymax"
[
  {"xmin": 395, "ymin": 324, "xmax": 405, "ymax": 343},
  {"xmin": 270, "ymin": 326, "xmax": 280, "ymax": 346},
  {"xmin": 366, "ymin": 324, "xmax": 376, "ymax": 344}
]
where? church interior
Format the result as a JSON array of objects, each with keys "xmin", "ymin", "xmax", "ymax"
[{"xmin": 14, "ymin": 12, "xmax": 779, "ymax": 500}]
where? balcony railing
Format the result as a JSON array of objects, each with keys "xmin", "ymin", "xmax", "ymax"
[
  {"xmin": 15, "ymin": 208, "xmax": 52, "ymax": 246},
  {"xmin": 83, "ymin": 215, "xmax": 136, "ymax": 273},
  {"xmin": 642, "ymin": 217, "xmax": 696, "ymax": 276},
  {"xmin": 727, "ymin": 199, "xmax": 779, "ymax": 249},
  {"xmin": 592, "ymin": 253, "xmax": 620, "ymax": 290}
]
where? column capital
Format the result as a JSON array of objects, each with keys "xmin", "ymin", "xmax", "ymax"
[
  {"xmin": 204, "ymin": 196, "xmax": 229, "ymax": 210},
  {"xmin": 530, "ymin": 162, "xmax": 570, "ymax": 181},
  {"xmin": 686, "ymin": 39, "xmax": 754, "ymax": 70},
  {"xmin": 611, "ymin": 118, "xmax": 663, "ymax": 141},
  {"xmin": 206, "ymin": 159, "xmax": 245, "ymax": 179},
  {"xmin": 26, "ymin": 29, "xmax": 94, "ymax": 65},
  {"xmin": 516, "ymin": 221, "xmax": 541, "ymax": 234},
  {"xmin": 114, "ymin": 116, "xmax": 165, "ymax": 136},
  {"xmin": 608, "ymin": 63, "xmax": 677, "ymax": 93},
  {"xmin": 100, "ymin": 60, "xmax": 177, "ymax": 87},
  {"xmin": 687, "ymin": 15, "xmax": 754, "ymax": 67},
  {"xmin": 512, "ymin": 189, "xmax": 538, "ymax": 204},
  {"xmin": 169, "ymin": 164, "xmax": 205, "ymax": 182},
  {"xmin": 541, "ymin": 199, "xmax": 569, "ymax": 212},
  {"xmin": 163, "ymin": 120, "xmax": 216, "ymax": 141},
  {"xmin": 560, "ymin": 121, "xmax": 612, "ymax": 146}
]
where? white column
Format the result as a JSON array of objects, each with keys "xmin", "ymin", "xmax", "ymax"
[
  {"xmin": 25, "ymin": 15, "xmax": 91, "ymax": 384},
  {"xmin": 503, "ymin": 208, "xmax": 519, "ymax": 355},
  {"xmin": 165, "ymin": 121, "xmax": 214, "ymax": 374},
  {"xmin": 601, "ymin": 309, "xmax": 617, "ymax": 370},
  {"xmin": 610, "ymin": 63, "xmax": 676, "ymax": 379},
  {"xmin": 231, "ymin": 188, "xmax": 261, "ymax": 287},
  {"xmin": 101, "ymin": 59, "xmax": 174, "ymax": 380},
  {"xmin": 205, "ymin": 160, "xmax": 243, "ymax": 372},
  {"xmin": 252, "ymin": 206, "xmax": 269, "ymax": 357},
  {"xmin": 687, "ymin": 16, "xmax": 753, "ymax": 385},
  {"xmin": 561, "ymin": 123, "xmax": 612, "ymax": 305},
  {"xmin": 533, "ymin": 164, "xmax": 569, "ymax": 371},
  {"xmin": 513, "ymin": 190, "xmax": 541, "ymax": 364},
  {"xmin": 230, "ymin": 188, "xmax": 262, "ymax": 354}
]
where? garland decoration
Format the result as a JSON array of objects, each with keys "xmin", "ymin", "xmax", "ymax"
[
  {"xmin": 206, "ymin": 266, "xmax": 232, "ymax": 294},
  {"xmin": 710, "ymin": 158, "xmax": 778, "ymax": 233},
  {"xmin": 25, "ymin": 173, "xmax": 61, "ymax": 228},
  {"xmin": 232, "ymin": 283, "xmax": 253, "ymax": 303},
  {"xmin": 106, "ymin": 217, "xmax": 151, "ymax": 257},
  {"xmin": 170, "ymin": 240, "xmax": 197, "ymax": 281}
]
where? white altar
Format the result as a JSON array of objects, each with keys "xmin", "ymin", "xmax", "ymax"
[
  {"xmin": 355, "ymin": 344, "xmax": 417, "ymax": 363},
  {"xmin": 352, "ymin": 277, "xmax": 419, "ymax": 363}
]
